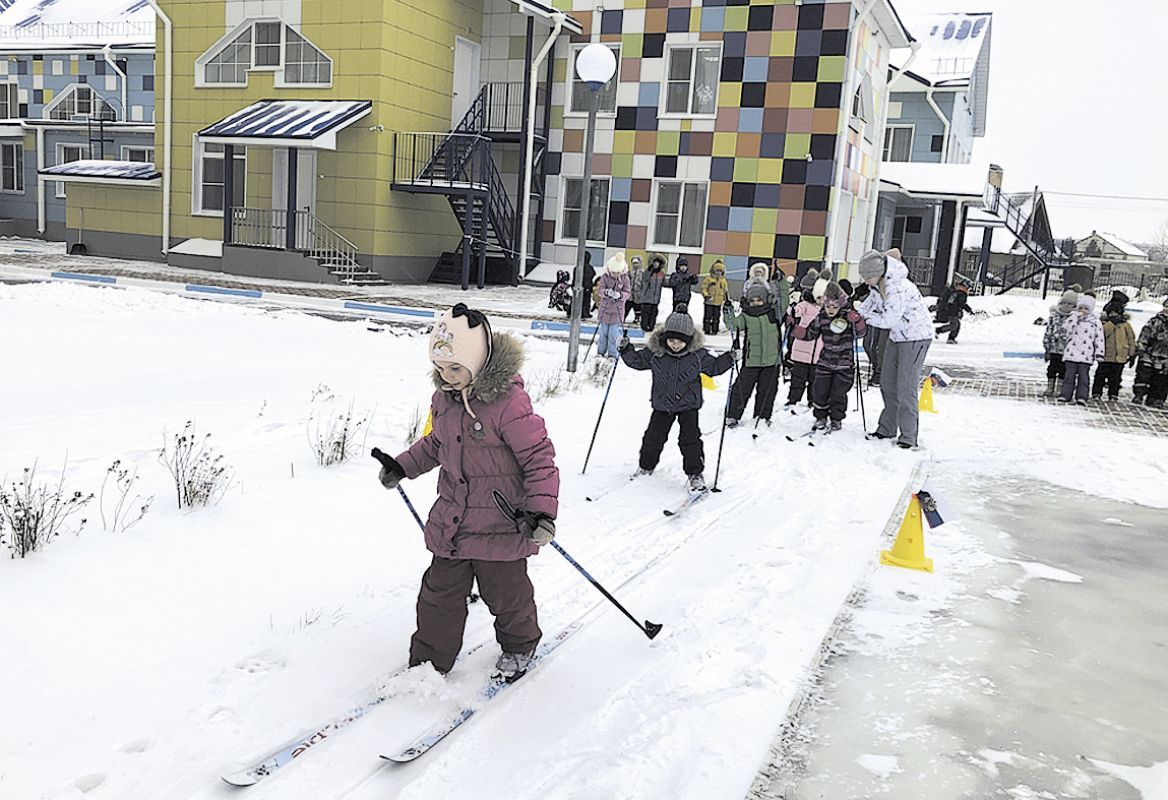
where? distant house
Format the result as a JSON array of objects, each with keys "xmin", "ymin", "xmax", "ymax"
[
  {"xmin": 0, "ymin": 0, "xmax": 155, "ymax": 242},
  {"xmin": 1074, "ymin": 231, "xmax": 1164, "ymax": 293}
]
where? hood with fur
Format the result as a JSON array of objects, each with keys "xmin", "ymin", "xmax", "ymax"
[
  {"xmin": 430, "ymin": 331, "xmax": 524, "ymax": 403},
  {"xmin": 647, "ymin": 326, "xmax": 706, "ymax": 356}
]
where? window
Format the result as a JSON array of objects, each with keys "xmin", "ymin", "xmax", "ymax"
[
  {"xmin": 652, "ymin": 181, "xmax": 708, "ymax": 250},
  {"xmin": 930, "ymin": 134, "xmax": 944, "ymax": 153},
  {"xmin": 891, "ymin": 216, "xmax": 907, "ymax": 251},
  {"xmin": 561, "ymin": 177, "xmax": 610, "ymax": 243},
  {"xmin": 201, "ymin": 21, "xmax": 332, "ymax": 87},
  {"xmin": 284, "ymin": 28, "xmax": 332, "ymax": 85},
  {"xmin": 851, "ymin": 75, "xmax": 873, "ymax": 127},
  {"xmin": 55, "ymin": 143, "xmax": 87, "ymax": 198},
  {"xmin": 46, "ymin": 85, "xmax": 117, "ymax": 121},
  {"xmin": 0, "ymin": 84, "xmax": 18, "ymax": 119},
  {"xmin": 206, "ymin": 26, "xmax": 253, "ymax": 85},
  {"xmin": 121, "ymin": 145, "xmax": 154, "ymax": 163},
  {"xmin": 253, "ymin": 22, "xmax": 282, "ymax": 68},
  {"xmin": 196, "ymin": 141, "xmax": 246, "ymax": 215},
  {"xmin": 569, "ymin": 45, "xmax": 620, "ymax": 114},
  {"xmin": 882, "ymin": 125, "xmax": 913, "ymax": 162},
  {"xmin": 663, "ymin": 45, "xmax": 720, "ymax": 116},
  {"xmin": 1, "ymin": 143, "xmax": 22, "ymax": 192}
]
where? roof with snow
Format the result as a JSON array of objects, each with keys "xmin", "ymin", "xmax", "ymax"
[
  {"xmin": 198, "ymin": 100, "xmax": 373, "ymax": 150},
  {"xmin": 0, "ymin": 0, "xmax": 154, "ymax": 50},
  {"xmin": 39, "ymin": 158, "xmax": 160, "ymax": 184},
  {"xmin": 1078, "ymin": 232, "xmax": 1149, "ymax": 260},
  {"xmin": 895, "ymin": 13, "xmax": 992, "ymax": 136},
  {"xmin": 879, "ymin": 160, "xmax": 993, "ymax": 200}
]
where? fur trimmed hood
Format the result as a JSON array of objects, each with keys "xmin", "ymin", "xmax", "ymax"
[
  {"xmin": 431, "ymin": 331, "xmax": 524, "ymax": 403},
  {"xmin": 646, "ymin": 326, "xmax": 706, "ymax": 356}
]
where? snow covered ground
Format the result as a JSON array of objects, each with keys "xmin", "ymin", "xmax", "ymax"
[{"xmin": 2, "ymin": 278, "xmax": 1165, "ymax": 800}]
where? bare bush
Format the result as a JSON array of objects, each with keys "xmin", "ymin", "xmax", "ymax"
[
  {"xmin": 100, "ymin": 460, "xmax": 153, "ymax": 532},
  {"xmin": 158, "ymin": 422, "xmax": 234, "ymax": 509},
  {"xmin": 0, "ymin": 461, "xmax": 93, "ymax": 558},
  {"xmin": 307, "ymin": 385, "xmax": 371, "ymax": 466},
  {"xmin": 405, "ymin": 404, "xmax": 424, "ymax": 444},
  {"xmin": 529, "ymin": 368, "xmax": 570, "ymax": 404}
]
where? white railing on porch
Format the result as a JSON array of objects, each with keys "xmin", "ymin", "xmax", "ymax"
[{"xmin": 229, "ymin": 207, "xmax": 362, "ymax": 282}]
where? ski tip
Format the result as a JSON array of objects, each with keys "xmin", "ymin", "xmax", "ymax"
[
  {"xmin": 380, "ymin": 751, "xmax": 422, "ymax": 764},
  {"xmin": 644, "ymin": 621, "xmax": 664, "ymax": 640},
  {"xmin": 221, "ymin": 774, "xmax": 260, "ymax": 787},
  {"xmin": 662, "ymin": 509, "xmax": 675, "ymax": 517}
]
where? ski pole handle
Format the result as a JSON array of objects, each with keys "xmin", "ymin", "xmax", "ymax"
[{"xmin": 371, "ymin": 448, "xmax": 425, "ymax": 531}]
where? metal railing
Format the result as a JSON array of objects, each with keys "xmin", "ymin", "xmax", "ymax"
[
  {"xmin": 229, "ymin": 207, "xmax": 362, "ymax": 282},
  {"xmin": 391, "ymin": 132, "xmax": 488, "ymax": 190},
  {"xmin": 983, "ymin": 185, "xmax": 1055, "ymax": 264},
  {"xmin": 902, "ymin": 255, "xmax": 935, "ymax": 287},
  {"xmin": 0, "ymin": 21, "xmax": 154, "ymax": 40}
]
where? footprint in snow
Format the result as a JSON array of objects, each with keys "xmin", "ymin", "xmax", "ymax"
[
  {"xmin": 73, "ymin": 774, "xmax": 106, "ymax": 793},
  {"xmin": 118, "ymin": 738, "xmax": 153, "ymax": 754},
  {"xmin": 234, "ymin": 650, "xmax": 288, "ymax": 675}
]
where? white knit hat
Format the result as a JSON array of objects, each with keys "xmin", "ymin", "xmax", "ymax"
[
  {"xmin": 429, "ymin": 304, "xmax": 492, "ymax": 380},
  {"xmin": 605, "ymin": 252, "xmax": 628, "ymax": 274}
]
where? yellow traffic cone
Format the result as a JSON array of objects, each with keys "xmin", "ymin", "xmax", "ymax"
[
  {"xmin": 918, "ymin": 377, "xmax": 937, "ymax": 413},
  {"xmin": 701, "ymin": 373, "xmax": 718, "ymax": 391},
  {"xmin": 880, "ymin": 494, "xmax": 934, "ymax": 572}
]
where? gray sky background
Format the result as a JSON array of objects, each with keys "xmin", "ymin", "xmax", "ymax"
[{"xmin": 887, "ymin": 0, "xmax": 1168, "ymax": 246}]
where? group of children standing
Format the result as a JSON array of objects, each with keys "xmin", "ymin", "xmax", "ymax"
[{"xmin": 1042, "ymin": 287, "xmax": 1168, "ymax": 408}]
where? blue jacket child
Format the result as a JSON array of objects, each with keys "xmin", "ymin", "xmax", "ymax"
[{"xmin": 618, "ymin": 311, "xmax": 736, "ymax": 491}]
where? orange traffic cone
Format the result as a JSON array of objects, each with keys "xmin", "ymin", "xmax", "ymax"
[{"xmin": 880, "ymin": 494, "xmax": 934, "ymax": 572}]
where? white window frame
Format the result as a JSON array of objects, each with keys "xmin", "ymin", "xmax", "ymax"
[
  {"xmin": 44, "ymin": 84, "xmax": 117, "ymax": 122},
  {"xmin": 558, "ymin": 176, "xmax": 611, "ymax": 245},
  {"xmin": 566, "ymin": 44, "xmax": 620, "ymax": 117},
  {"xmin": 251, "ymin": 21, "xmax": 283, "ymax": 70},
  {"xmin": 660, "ymin": 43, "xmax": 722, "ymax": 119},
  {"xmin": 120, "ymin": 145, "xmax": 154, "ymax": 163},
  {"xmin": 650, "ymin": 179, "xmax": 709, "ymax": 253},
  {"xmin": 0, "ymin": 83, "xmax": 19, "ymax": 119},
  {"xmin": 196, "ymin": 18, "xmax": 333, "ymax": 89},
  {"xmin": 882, "ymin": 124, "xmax": 914, "ymax": 162},
  {"xmin": 192, "ymin": 136, "xmax": 247, "ymax": 217},
  {"xmin": 1, "ymin": 142, "xmax": 23, "ymax": 193},
  {"xmin": 54, "ymin": 143, "xmax": 88, "ymax": 198}
]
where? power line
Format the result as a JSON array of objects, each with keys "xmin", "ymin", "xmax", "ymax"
[{"xmin": 1043, "ymin": 190, "xmax": 1168, "ymax": 203}]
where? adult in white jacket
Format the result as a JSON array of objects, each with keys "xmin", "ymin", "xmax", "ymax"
[{"xmin": 856, "ymin": 249, "xmax": 934, "ymax": 448}]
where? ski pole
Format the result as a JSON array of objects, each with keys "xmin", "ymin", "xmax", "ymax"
[
  {"xmin": 371, "ymin": 448, "xmax": 425, "ymax": 531},
  {"xmin": 854, "ymin": 357, "xmax": 867, "ymax": 429},
  {"xmin": 581, "ymin": 327, "xmax": 624, "ymax": 474},
  {"xmin": 581, "ymin": 317, "xmax": 601, "ymax": 361},
  {"xmin": 491, "ymin": 490, "xmax": 662, "ymax": 640},
  {"xmin": 712, "ymin": 334, "xmax": 738, "ymax": 493}
]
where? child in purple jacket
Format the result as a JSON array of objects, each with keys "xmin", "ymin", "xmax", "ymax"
[
  {"xmin": 376, "ymin": 304, "xmax": 560, "ymax": 679},
  {"xmin": 797, "ymin": 282, "xmax": 866, "ymax": 431}
]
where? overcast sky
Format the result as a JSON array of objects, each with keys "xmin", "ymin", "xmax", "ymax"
[{"xmin": 887, "ymin": 0, "xmax": 1168, "ymax": 245}]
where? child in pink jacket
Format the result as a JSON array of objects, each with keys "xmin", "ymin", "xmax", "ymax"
[
  {"xmin": 1058, "ymin": 294, "xmax": 1105, "ymax": 405},
  {"xmin": 376, "ymin": 304, "xmax": 560, "ymax": 679},
  {"xmin": 783, "ymin": 273, "xmax": 826, "ymax": 409}
]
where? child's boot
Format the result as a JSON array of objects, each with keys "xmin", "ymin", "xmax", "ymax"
[{"xmin": 1043, "ymin": 377, "xmax": 1057, "ymax": 397}]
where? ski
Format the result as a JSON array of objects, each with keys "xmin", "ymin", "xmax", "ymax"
[
  {"xmin": 585, "ymin": 470, "xmax": 649, "ymax": 502},
  {"xmin": 784, "ymin": 430, "xmax": 815, "ymax": 442},
  {"xmin": 221, "ymin": 641, "xmax": 488, "ymax": 787},
  {"xmin": 663, "ymin": 488, "xmax": 709, "ymax": 517},
  {"xmin": 381, "ymin": 620, "xmax": 583, "ymax": 763}
]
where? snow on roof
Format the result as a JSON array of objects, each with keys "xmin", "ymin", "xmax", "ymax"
[
  {"xmin": 198, "ymin": 100, "xmax": 373, "ymax": 150},
  {"xmin": 39, "ymin": 158, "xmax": 159, "ymax": 181},
  {"xmin": 0, "ymin": 0, "xmax": 154, "ymax": 49},
  {"xmin": 894, "ymin": 13, "xmax": 992, "ymax": 135},
  {"xmin": 1084, "ymin": 232, "xmax": 1149, "ymax": 259},
  {"xmin": 879, "ymin": 160, "xmax": 993, "ymax": 200}
]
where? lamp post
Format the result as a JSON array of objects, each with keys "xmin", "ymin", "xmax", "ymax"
[{"xmin": 567, "ymin": 43, "xmax": 617, "ymax": 373}]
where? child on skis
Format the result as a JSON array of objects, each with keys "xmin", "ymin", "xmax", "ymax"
[
  {"xmin": 1042, "ymin": 289, "xmax": 1077, "ymax": 397},
  {"xmin": 1132, "ymin": 298, "xmax": 1168, "ymax": 407},
  {"xmin": 783, "ymin": 269, "xmax": 825, "ymax": 411},
  {"xmin": 797, "ymin": 282, "xmax": 866, "ymax": 431},
  {"xmin": 664, "ymin": 255, "xmax": 699, "ymax": 314},
  {"xmin": 617, "ymin": 310, "xmax": 737, "ymax": 492},
  {"xmin": 1058, "ymin": 294, "xmax": 1105, "ymax": 404},
  {"xmin": 628, "ymin": 255, "xmax": 646, "ymax": 325},
  {"xmin": 595, "ymin": 252, "xmax": 632, "ymax": 360},
  {"xmin": 727, "ymin": 282, "xmax": 782, "ymax": 427},
  {"xmin": 375, "ymin": 303, "xmax": 559, "ymax": 680},
  {"xmin": 700, "ymin": 260, "xmax": 729, "ymax": 335},
  {"xmin": 1092, "ymin": 305, "xmax": 1136, "ymax": 400},
  {"xmin": 640, "ymin": 254, "xmax": 667, "ymax": 332},
  {"xmin": 548, "ymin": 270, "xmax": 573, "ymax": 316}
]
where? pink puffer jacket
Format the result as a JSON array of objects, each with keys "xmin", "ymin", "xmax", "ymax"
[
  {"xmin": 396, "ymin": 334, "xmax": 559, "ymax": 561},
  {"xmin": 788, "ymin": 299, "xmax": 824, "ymax": 365}
]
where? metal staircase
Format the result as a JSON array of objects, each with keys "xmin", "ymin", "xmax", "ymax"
[
  {"xmin": 391, "ymin": 83, "xmax": 536, "ymax": 288},
  {"xmin": 229, "ymin": 207, "xmax": 386, "ymax": 286},
  {"xmin": 980, "ymin": 185, "xmax": 1063, "ymax": 295}
]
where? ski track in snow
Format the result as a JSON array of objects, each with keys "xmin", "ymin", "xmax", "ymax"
[{"xmin": 3, "ymin": 282, "xmax": 1167, "ymax": 799}]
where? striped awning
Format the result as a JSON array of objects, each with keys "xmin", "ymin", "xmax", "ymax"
[
  {"xmin": 39, "ymin": 159, "xmax": 161, "ymax": 186},
  {"xmin": 197, "ymin": 100, "xmax": 373, "ymax": 150}
]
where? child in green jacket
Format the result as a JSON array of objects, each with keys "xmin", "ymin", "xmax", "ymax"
[{"xmin": 727, "ymin": 283, "xmax": 783, "ymax": 427}]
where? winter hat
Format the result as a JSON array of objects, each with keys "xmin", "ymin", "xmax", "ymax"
[
  {"xmin": 1076, "ymin": 294, "xmax": 1096, "ymax": 313},
  {"xmin": 1057, "ymin": 289, "xmax": 1078, "ymax": 312},
  {"xmin": 813, "ymin": 276, "xmax": 830, "ymax": 302},
  {"xmin": 839, "ymin": 278, "xmax": 854, "ymax": 297},
  {"xmin": 822, "ymin": 281, "xmax": 845, "ymax": 305},
  {"xmin": 750, "ymin": 262, "xmax": 769, "ymax": 281},
  {"xmin": 648, "ymin": 253, "xmax": 666, "ymax": 272},
  {"xmin": 711, "ymin": 259, "xmax": 726, "ymax": 276},
  {"xmin": 605, "ymin": 252, "xmax": 628, "ymax": 275},
  {"xmin": 556, "ymin": 270, "xmax": 569, "ymax": 283},
  {"xmin": 857, "ymin": 250, "xmax": 887, "ymax": 282},
  {"xmin": 676, "ymin": 255, "xmax": 690, "ymax": 270},
  {"xmin": 661, "ymin": 310, "xmax": 695, "ymax": 346},
  {"xmin": 430, "ymin": 303, "xmax": 493, "ymax": 381},
  {"xmin": 799, "ymin": 268, "xmax": 820, "ymax": 290},
  {"xmin": 1068, "ymin": 283, "xmax": 1083, "ymax": 293},
  {"xmin": 744, "ymin": 282, "xmax": 770, "ymax": 305},
  {"xmin": 631, "ymin": 255, "xmax": 643, "ymax": 268},
  {"xmin": 1110, "ymin": 289, "xmax": 1130, "ymax": 306}
]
